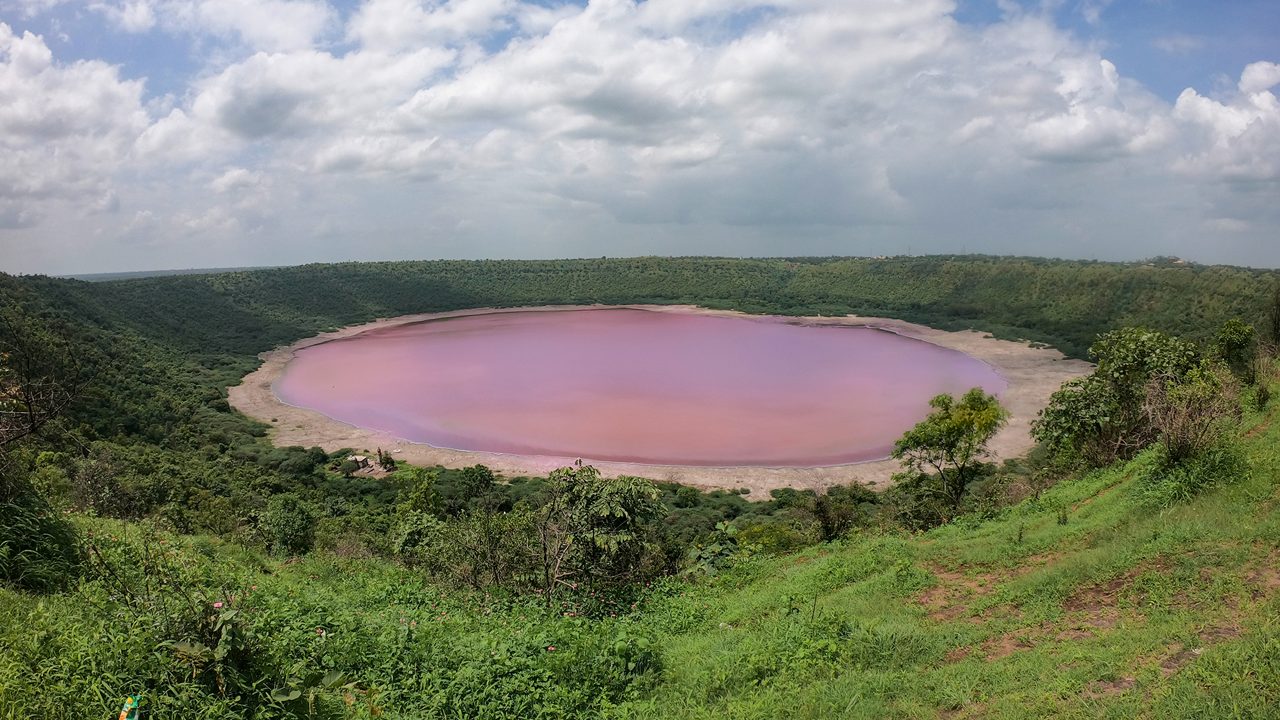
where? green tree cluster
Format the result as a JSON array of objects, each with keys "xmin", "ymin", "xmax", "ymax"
[{"xmin": 888, "ymin": 388, "xmax": 1007, "ymax": 528}]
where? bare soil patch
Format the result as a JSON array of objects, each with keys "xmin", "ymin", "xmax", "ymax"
[
  {"xmin": 1083, "ymin": 676, "xmax": 1136, "ymax": 698},
  {"xmin": 228, "ymin": 305, "xmax": 1092, "ymax": 498}
]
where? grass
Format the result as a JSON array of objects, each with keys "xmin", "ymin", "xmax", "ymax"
[
  {"xmin": 603, "ymin": 400, "xmax": 1280, "ymax": 719},
  {"xmin": 3, "ymin": 404, "xmax": 1280, "ymax": 718}
]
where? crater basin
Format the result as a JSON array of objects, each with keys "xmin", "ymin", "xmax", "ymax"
[{"xmin": 274, "ymin": 308, "xmax": 1007, "ymax": 467}]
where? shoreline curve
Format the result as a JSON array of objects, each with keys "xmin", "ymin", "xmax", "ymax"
[{"xmin": 227, "ymin": 305, "xmax": 1093, "ymax": 498}]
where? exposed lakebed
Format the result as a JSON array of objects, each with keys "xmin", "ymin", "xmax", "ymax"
[{"xmin": 274, "ymin": 308, "xmax": 1007, "ymax": 467}]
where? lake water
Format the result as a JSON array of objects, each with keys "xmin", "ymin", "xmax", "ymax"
[{"xmin": 275, "ymin": 308, "xmax": 1007, "ymax": 467}]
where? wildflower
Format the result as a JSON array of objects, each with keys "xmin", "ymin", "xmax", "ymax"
[
  {"xmin": 213, "ymin": 602, "xmax": 224, "ymax": 609},
  {"xmin": 546, "ymin": 645, "xmax": 555, "ymax": 652}
]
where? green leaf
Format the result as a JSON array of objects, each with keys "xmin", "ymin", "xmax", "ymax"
[{"xmin": 271, "ymin": 688, "xmax": 302, "ymax": 703}]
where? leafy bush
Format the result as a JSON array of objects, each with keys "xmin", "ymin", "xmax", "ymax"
[
  {"xmin": 262, "ymin": 495, "xmax": 315, "ymax": 556},
  {"xmin": 1034, "ymin": 327, "xmax": 1202, "ymax": 465},
  {"xmin": 737, "ymin": 520, "xmax": 815, "ymax": 554},
  {"xmin": 0, "ymin": 463, "xmax": 82, "ymax": 592},
  {"xmin": 1143, "ymin": 365, "xmax": 1240, "ymax": 464}
]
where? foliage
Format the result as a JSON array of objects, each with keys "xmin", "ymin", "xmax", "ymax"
[
  {"xmin": 1, "ymin": 257, "xmax": 1278, "ymax": 717},
  {"xmin": 0, "ymin": 457, "xmax": 82, "ymax": 592},
  {"xmin": 535, "ymin": 466, "xmax": 663, "ymax": 602},
  {"xmin": 891, "ymin": 388, "xmax": 1007, "ymax": 521},
  {"xmin": 1143, "ymin": 365, "xmax": 1240, "ymax": 464},
  {"xmin": 1267, "ymin": 280, "xmax": 1280, "ymax": 348},
  {"xmin": 0, "ymin": 299, "xmax": 94, "ymax": 449},
  {"xmin": 812, "ymin": 483, "xmax": 879, "ymax": 541},
  {"xmin": 1033, "ymin": 327, "xmax": 1201, "ymax": 465},
  {"xmin": 1132, "ymin": 441, "xmax": 1250, "ymax": 508},
  {"xmin": 1211, "ymin": 318, "xmax": 1257, "ymax": 384},
  {"xmin": 684, "ymin": 522, "xmax": 740, "ymax": 577},
  {"xmin": 262, "ymin": 495, "xmax": 315, "ymax": 557}
]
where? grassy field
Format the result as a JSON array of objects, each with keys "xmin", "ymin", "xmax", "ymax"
[
  {"xmin": 4, "ymin": 385, "xmax": 1278, "ymax": 719},
  {"xmin": 616, "ymin": 415, "xmax": 1280, "ymax": 719}
]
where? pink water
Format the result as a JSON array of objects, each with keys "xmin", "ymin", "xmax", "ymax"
[{"xmin": 275, "ymin": 308, "xmax": 1006, "ymax": 467}]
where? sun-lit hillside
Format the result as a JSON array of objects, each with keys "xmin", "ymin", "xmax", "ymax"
[
  {"xmin": 2, "ymin": 257, "xmax": 1279, "ymax": 719},
  {"xmin": 3, "ymin": 359, "xmax": 1277, "ymax": 719}
]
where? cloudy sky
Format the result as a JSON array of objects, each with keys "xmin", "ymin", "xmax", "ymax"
[{"xmin": 0, "ymin": 0, "xmax": 1277, "ymax": 275}]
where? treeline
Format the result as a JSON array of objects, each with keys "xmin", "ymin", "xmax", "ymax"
[{"xmin": 19, "ymin": 255, "xmax": 1280, "ymax": 361}]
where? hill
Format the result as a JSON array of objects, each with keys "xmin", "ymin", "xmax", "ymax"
[
  {"xmin": 3, "ymin": 371, "xmax": 1277, "ymax": 718},
  {"xmin": 2, "ymin": 255, "xmax": 1278, "ymax": 718}
]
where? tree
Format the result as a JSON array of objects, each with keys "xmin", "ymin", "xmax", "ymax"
[
  {"xmin": 262, "ymin": 494, "xmax": 314, "ymax": 556},
  {"xmin": 436, "ymin": 507, "xmax": 537, "ymax": 590},
  {"xmin": 458, "ymin": 464, "xmax": 496, "ymax": 501},
  {"xmin": 0, "ymin": 302, "xmax": 92, "ymax": 451},
  {"xmin": 534, "ymin": 465, "xmax": 661, "ymax": 604},
  {"xmin": 400, "ymin": 468, "xmax": 443, "ymax": 516},
  {"xmin": 1266, "ymin": 280, "xmax": 1280, "ymax": 351},
  {"xmin": 1033, "ymin": 327, "xmax": 1200, "ymax": 465},
  {"xmin": 1212, "ymin": 319, "xmax": 1257, "ymax": 384},
  {"xmin": 812, "ymin": 483, "xmax": 878, "ymax": 541},
  {"xmin": 1, "ymin": 456, "xmax": 83, "ymax": 592},
  {"xmin": 891, "ymin": 388, "xmax": 1007, "ymax": 518},
  {"xmin": 393, "ymin": 468, "xmax": 444, "ymax": 566}
]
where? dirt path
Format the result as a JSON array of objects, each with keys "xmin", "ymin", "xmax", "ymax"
[{"xmin": 227, "ymin": 305, "xmax": 1092, "ymax": 498}]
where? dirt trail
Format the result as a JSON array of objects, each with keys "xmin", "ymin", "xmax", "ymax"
[{"xmin": 227, "ymin": 305, "xmax": 1093, "ymax": 498}]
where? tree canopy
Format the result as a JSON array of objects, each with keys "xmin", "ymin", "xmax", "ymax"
[{"xmin": 891, "ymin": 388, "xmax": 1007, "ymax": 518}]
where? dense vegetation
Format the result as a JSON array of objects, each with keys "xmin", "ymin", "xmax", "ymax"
[
  {"xmin": 3, "ymin": 255, "xmax": 1279, "ymax": 718},
  {"xmin": 23, "ymin": 255, "xmax": 1280, "ymax": 359}
]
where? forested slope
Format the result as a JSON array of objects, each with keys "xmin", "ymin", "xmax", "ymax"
[{"xmin": 18, "ymin": 255, "xmax": 1280, "ymax": 361}]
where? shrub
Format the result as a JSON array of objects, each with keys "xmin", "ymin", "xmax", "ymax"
[
  {"xmin": 1143, "ymin": 365, "xmax": 1240, "ymax": 464},
  {"xmin": 261, "ymin": 494, "xmax": 314, "ymax": 556},
  {"xmin": 737, "ymin": 519, "xmax": 814, "ymax": 554},
  {"xmin": 812, "ymin": 483, "xmax": 878, "ymax": 540},
  {"xmin": 0, "ymin": 464, "xmax": 82, "ymax": 592},
  {"xmin": 1034, "ymin": 328, "xmax": 1201, "ymax": 465}
]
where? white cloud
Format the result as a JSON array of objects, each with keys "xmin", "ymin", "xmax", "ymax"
[
  {"xmin": 1239, "ymin": 61, "xmax": 1280, "ymax": 95},
  {"xmin": 91, "ymin": 0, "xmax": 157, "ymax": 32},
  {"xmin": 3, "ymin": 1, "xmax": 1280, "ymax": 274},
  {"xmin": 0, "ymin": 0, "xmax": 67, "ymax": 18},
  {"xmin": 347, "ymin": 0, "xmax": 517, "ymax": 51},
  {"xmin": 1080, "ymin": 0, "xmax": 1113, "ymax": 26},
  {"xmin": 74, "ymin": 0, "xmax": 336, "ymax": 49},
  {"xmin": 1174, "ymin": 63, "xmax": 1280, "ymax": 183},
  {"xmin": 0, "ymin": 23, "xmax": 147, "ymax": 225},
  {"xmin": 209, "ymin": 167, "xmax": 261, "ymax": 193}
]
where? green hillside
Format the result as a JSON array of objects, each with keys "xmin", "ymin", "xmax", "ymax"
[
  {"xmin": 13, "ymin": 255, "xmax": 1279, "ymax": 360},
  {"xmin": 2, "ymin": 256, "xmax": 1278, "ymax": 718},
  {"xmin": 3, "ymin": 375, "xmax": 1277, "ymax": 719}
]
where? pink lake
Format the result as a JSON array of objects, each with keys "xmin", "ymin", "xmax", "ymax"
[{"xmin": 274, "ymin": 308, "xmax": 1007, "ymax": 467}]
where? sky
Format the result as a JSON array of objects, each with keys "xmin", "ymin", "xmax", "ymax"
[{"xmin": 0, "ymin": 0, "xmax": 1277, "ymax": 275}]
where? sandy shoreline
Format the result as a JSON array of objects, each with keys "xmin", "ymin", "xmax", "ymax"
[{"xmin": 227, "ymin": 305, "xmax": 1092, "ymax": 498}]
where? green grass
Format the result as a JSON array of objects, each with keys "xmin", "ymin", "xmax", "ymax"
[
  {"xmin": 602, "ymin": 402, "xmax": 1280, "ymax": 719},
  {"xmin": 4, "ymin": 406, "xmax": 1280, "ymax": 718}
]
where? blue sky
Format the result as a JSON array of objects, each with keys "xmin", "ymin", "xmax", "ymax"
[
  {"xmin": 16, "ymin": 1, "xmax": 1275, "ymax": 103},
  {"xmin": 0, "ymin": 0, "xmax": 1277, "ymax": 274},
  {"xmin": 956, "ymin": 0, "xmax": 1279, "ymax": 101}
]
